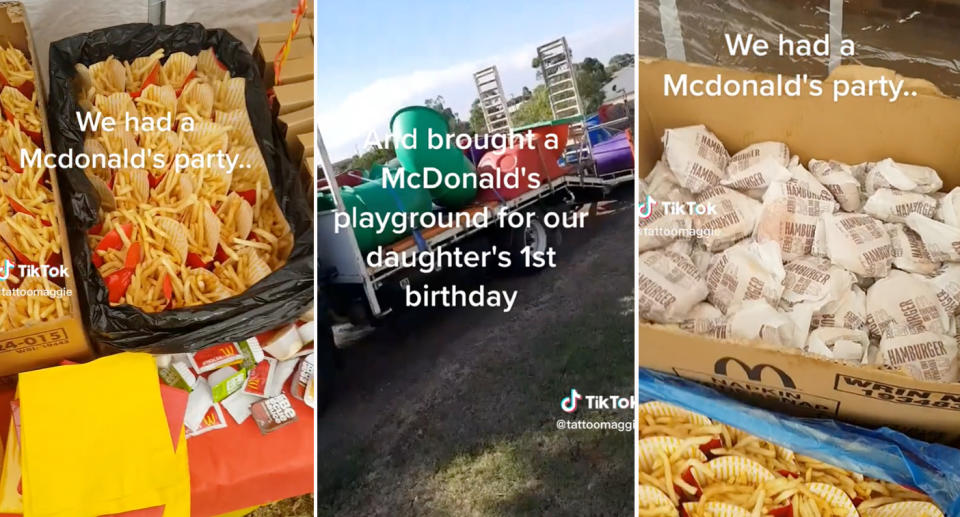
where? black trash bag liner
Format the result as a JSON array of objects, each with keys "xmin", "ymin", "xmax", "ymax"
[{"xmin": 47, "ymin": 23, "xmax": 313, "ymax": 353}]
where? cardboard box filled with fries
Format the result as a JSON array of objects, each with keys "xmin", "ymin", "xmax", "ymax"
[
  {"xmin": 0, "ymin": 3, "xmax": 91, "ymax": 377},
  {"xmin": 637, "ymin": 399, "xmax": 951, "ymax": 517},
  {"xmin": 74, "ymin": 48, "xmax": 294, "ymax": 313},
  {"xmin": 636, "ymin": 59, "xmax": 960, "ymax": 442}
]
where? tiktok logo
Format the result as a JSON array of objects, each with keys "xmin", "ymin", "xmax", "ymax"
[
  {"xmin": 0, "ymin": 259, "xmax": 12, "ymax": 281},
  {"xmin": 637, "ymin": 195, "xmax": 657, "ymax": 218},
  {"xmin": 561, "ymin": 388, "xmax": 582, "ymax": 413}
]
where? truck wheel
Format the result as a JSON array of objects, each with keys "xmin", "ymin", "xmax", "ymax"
[{"xmin": 503, "ymin": 209, "xmax": 559, "ymax": 273}]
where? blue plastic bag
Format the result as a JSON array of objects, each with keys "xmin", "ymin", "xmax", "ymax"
[{"xmin": 638, "ymin": 368, "xmax": 960, "ymax": 516}]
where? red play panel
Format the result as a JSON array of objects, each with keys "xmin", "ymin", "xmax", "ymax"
[{"xmin": 0, "ymin": 380, "xmax": 313, "ymax": 517}]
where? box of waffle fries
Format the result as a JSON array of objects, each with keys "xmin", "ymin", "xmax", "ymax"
[
  {"xmin": 637, "ymin": 369, "xmax": 960, "ymax": 517},
  {"xmin": 0, "ymin": 2, "xmax": 92, "ymax": 376},
  {"xmin": 45, "ymin": 22, "xmax": 313, "ymax": 354}
]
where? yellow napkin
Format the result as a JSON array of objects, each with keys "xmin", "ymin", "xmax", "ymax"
[{"xmin": 18, "ymin": 353, "xmax": 188, "ymax": 517}]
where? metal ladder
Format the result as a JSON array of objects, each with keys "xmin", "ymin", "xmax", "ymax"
[
  {"xmin": 473, "ymin": 66, "xmax": 512, "ymax": 134},
  {"xmin": 536, "ymin": 37, "xmax": 592, "ymax": 175}
]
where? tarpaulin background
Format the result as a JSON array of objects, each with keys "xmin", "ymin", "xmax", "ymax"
[
  {"xmin": 21, "ymin": 0, "xmax": 298, "ymax": 93},
  {"xmin": 639, "ymin": 0, "xmax": 960, "ymax": 97},
  {"xmin": 638, "ymin": 368, "xmax": 960, "ymax": 517},
  {"xmin": 46, "ymin": 22, "xmax": 314, "ymax": 353}
]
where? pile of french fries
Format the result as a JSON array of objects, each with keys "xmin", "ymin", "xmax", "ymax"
[
  {"xmin": 638, "ymin": 401, "xmax": 944, "ymax": 517},
  {"xmin": 74, "ymin": 48, "xmax": 292, "ymax": 312},
  {"xmin": 0, "ymin": 44, "xmax": 70, "ymax": 331}
]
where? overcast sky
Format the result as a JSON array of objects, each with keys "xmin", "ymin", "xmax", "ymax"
[{"xmin": 316, "ymin": 0, "xmax": 634, "ymax": 161}]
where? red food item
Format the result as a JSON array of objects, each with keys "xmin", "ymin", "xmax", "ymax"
[
  {"xmin": 237, "ymin": 189, "xmax": 256, "ymax": 206},
  {"xmin": 88, "ymin": 222, "xmax": 103, "ymax": 235},
  {"xmin": 4, "ymin": 151, "xmax": 22, "ymax": 173},
  {"xmin": 162, "ymin": 274, "xmax": 173, "ymax": 301},
  {"xmin": 769, "ymin": 505, "xmax": 792, "ymax": 517},
  {"xmin": 105, "ymin": 268, "xmax": 134, "ymax": 303},
  {"xmin": 92, "ymin": 223, "xmax": 133, "ymax": 267},
  {"xmin": 699, "ymin": 437, "xmax": 723, "ymax": 458},
  {"xmin": 130, "ymin": 63, "xmax": 161, "ymax": 99},
  {"xmin": 124, "ymin": 242, "xmax": 141, "ymax": 269},
  {"xmin": 186, "ymin": 252, "xmax": 212, "ymax": 269},
  {"xmin": 214, "ymin": 244, "xmax": 229, "ymax": 263},
  {"xmin": 147, "ymin": 171, "xmax": 165, "ymax": 189},
  {"xmin": 175, "ymin": 69, "xmax": 196, "ymax": 96}
]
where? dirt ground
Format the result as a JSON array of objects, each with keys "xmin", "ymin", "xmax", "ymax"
[{"xmin": 316, "ymin": 186, "xmax": 635, "ymax": 516}]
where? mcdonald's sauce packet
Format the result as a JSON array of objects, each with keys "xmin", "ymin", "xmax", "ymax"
[
  {"xmin": 159, "ymin": 361, "xmax": 197, "ymax": 392},
  {"xmin": 244, "ymin": 357, "xmax": 277, "ymax": 398},
  {"xmin": 291, "ymin": 355, "xmax": 315, "ymax": 401},
  {"xmin": 208, "ymin": 366, "xmax": 247, "ymax": 402},
  {"xmin": 237, "ymin": 338, "xmax": 265, "ymax": 370},
  {"xmin": 251, "ymin": 394, "xmax": 298, "ymax": 435},
  {"xmin": 189, "ymin": 342, "xmax": 243, "ymax": 373},
  {"xmin": 186, "ymin": 403, "xmax": 227, "ymax": 438}
]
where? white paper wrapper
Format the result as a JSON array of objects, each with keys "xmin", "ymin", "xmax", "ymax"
[
  {"xmin": 861, "ymin": 501, "xmax": 944, "ymax": 517},
  {"xmin": 814, "ymin": 213, "xmax": 893, "ymax": 278},
  {"xmin": 905, "ymin": 213, "xmax": 960, "ymax": 262},
  {"xmin": 885, "ymin": 223, "xmax": 941, "ymax": 275},
  {"xmin": 221, "ymin": 389, "xmax": 261, "ymax": 425},
  {"xmin": 694, "ymin": 185, "xmax": 761, "ymax": 251},
  {"xmin": 806, "ymin": 326, "xmax": 869, "ymax": 362},
  {"xmin": 662, "ymin": 124, "xmax": 730, "ymax": 193},
  {"xmin": 863, "ymin": 188, "xmax": 938, "ymax": 223},
  {"xmin": 812, "ymin": 286, "xmax": 868, "ymax": 331},
  {"xmin": 929, "ymin": 264, "xmax": 960, "ymax": 315},
  {"xmin": 728, "ymin": 301, "xmax": 803, "ymax": 348},
  {"xmin": 184, "ymin": 378, "xmax": 214, "ymax": 432},
  {"xmin": 877, "ymin": 329, "xmax": 959, "ymax": 383},
  {"xmin": 866, "ymin": 270, "xmax": 953, "ymax": 338},
  {"xmin": 755, "ymin": 178, "xmax": 839, "ymax": 262},
  {"xmin": 781, "ymin": 256, "xmax": 856, "ymax": 308},
  {"xmin": 266, "ymin": 357, "xmax": 300, "ymax": 398},
  {"xmin": 638, "ymin": 248, "xmax": 709, "ymax": 323},
  {"xmin": 721, "ymin": 141, "xmax": 791, "ymax": 197},
  {"xmin": 809, "ymin": 159, "xmax": 863, "ymax": 212},
  {"xmin": 705, "ymin": 240, "xmax": 785, "ymax": 314},
  {"xmin": 865, "ymin": 158, "xmax": 943, "ymax": 195},
  {"xmin": 678, "ymin": 302, "xmax": 728, "ymax": 339},
  {"xmin": 937, "ymin": 186, "xmax": 960, "ymax": 227}
]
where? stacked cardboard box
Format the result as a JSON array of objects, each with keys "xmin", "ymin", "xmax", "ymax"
[
  {"xmin": 0, "ymin": 3, "xmax": 93, "ymax": 376},
  {"xmin": 255, "ymin": 8, "xmax": 314, "ymax": 185}
]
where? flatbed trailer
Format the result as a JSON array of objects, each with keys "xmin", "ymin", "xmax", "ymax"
[{"xmin": 315, "ymin": 123, "xmax": 633, "ymax": 323}]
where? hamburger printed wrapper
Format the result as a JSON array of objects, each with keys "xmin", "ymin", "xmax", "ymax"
[
  {"xmin": 637, "ymin": 436, "xmax": 708, "ymax": 472},
  {"xmin": 805, "ymin": 482, "xmax": 858, "ymax": 517},
  {"xmin": 861, "ymin": 501, "xmax": 945, "ymax": 517},
  {"xmin": 681, "ymin": 501, "xmax": 752, "ymax": 517},
  {"xmin": 637, "ymin": 485, "xmax": 678, "ymax": 516}
]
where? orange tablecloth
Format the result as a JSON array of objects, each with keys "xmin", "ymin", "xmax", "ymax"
[{"xmin": 0, "ymin": 382, "xmax": 313, "ymax": 517}]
